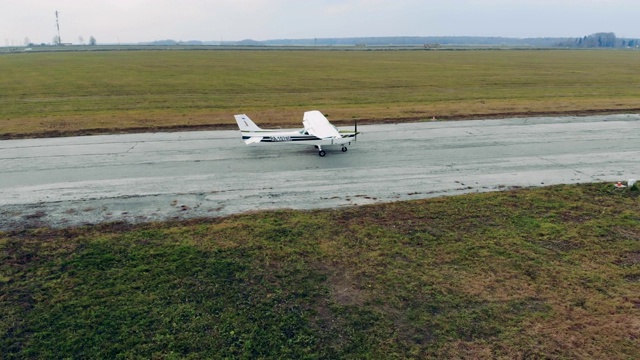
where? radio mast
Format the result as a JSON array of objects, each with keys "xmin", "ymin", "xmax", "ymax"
[{"xmin": 55, "ymin": 10, "xmax": 62, "ymax": 45}]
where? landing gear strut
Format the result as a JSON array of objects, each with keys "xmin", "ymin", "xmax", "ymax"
[{"xmin": 315, "ymin": 145, "xmax": 347, "ymax": 156}]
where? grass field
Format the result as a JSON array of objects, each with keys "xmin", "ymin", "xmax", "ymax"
[
  {"xmin": 1, "ymin": 49, "xmax": 639, "ymax": 138},
  {"xmin": 2, "ymin": 183, "xmax": 639, "ymax": 358},
  {"xmin": 2, "ymin": 49, "xmax": 639, "ymax": 357}
]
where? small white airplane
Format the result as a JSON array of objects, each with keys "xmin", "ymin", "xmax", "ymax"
[{"xmin": 234, "ymin": 110, "xmax": 359, "ymax": 156}]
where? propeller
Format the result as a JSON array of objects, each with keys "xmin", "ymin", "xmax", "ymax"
[{"xmin": 354, "ymin": 120, "xmax": 358, "ymax": 142}]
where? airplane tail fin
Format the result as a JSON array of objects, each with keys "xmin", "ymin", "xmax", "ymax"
[{"xmin": 234, "ymin": 114, "xmax": 262, "ymax": 132}]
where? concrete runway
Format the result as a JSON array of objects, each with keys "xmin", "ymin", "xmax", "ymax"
[{"xmin": 1, "ymin": 114, "xmax": 639, "ymax": 231}]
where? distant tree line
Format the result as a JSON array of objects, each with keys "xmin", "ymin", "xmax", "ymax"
[
  {"xmin": 557, "ymin": 32, "xmax": 638, "ymax": 48},
  {"xmin": 255, "ymin": 36, "xmax": 569, "ymax": 47},
  {"xmin": 140, "ymin": 34, "xmax": 639, "ymax": 48},
  {"xmin": 246, "ymin": 35, "xmax": 640, "ymax": 48}
]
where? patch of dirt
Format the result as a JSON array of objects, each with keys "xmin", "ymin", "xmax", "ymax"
[
  {"xmin": 328, "ymin": 271, "xmax": 369, "ymax": 307},
  {"xmin": 22, "ymin": 211, "xmax": 47, "ymax": 219},
  {"xmin": 624, "ymin": 274, "xmax": 640, "ymax": 282},
  {"xmin": 617, "ymin": 251, "xmax": 640, "ymax": 267}
]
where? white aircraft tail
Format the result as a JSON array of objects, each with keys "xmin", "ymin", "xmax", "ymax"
[{"xmin": 234, "ymin": 114, "xmax": 262, "ymax": 132}]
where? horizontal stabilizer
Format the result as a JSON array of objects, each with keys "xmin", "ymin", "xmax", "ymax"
[{"xmin": 244, "ymin": 137, "xmax": 263, "ymax": 145}]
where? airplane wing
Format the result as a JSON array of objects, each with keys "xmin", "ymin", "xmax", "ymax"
[{"xmin": 302, "ymin": 111, "xmax": 341, "ymax": 139}]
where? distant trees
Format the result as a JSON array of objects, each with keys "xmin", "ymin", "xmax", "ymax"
[
  {"xmin": 89, "ymin": 36, "xmax": 96, "ymax": 46},
  {"xmin": 558, "ymin": 32, "xmax": 638, "ymax": 48},
  {"xmin": 583, "ymin": 32, "xmax": 617, "ymax": 47}
]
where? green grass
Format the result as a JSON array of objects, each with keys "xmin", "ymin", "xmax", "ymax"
[
  {"xmin": 2, "ymin": 183, "xmax": 639, "ymax": 358},
  {"xmin": 1, "ymin": 50, "xmax": 640, "ymax": 137}
]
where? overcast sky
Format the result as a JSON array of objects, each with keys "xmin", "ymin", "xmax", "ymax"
[{"xmin": 3, "ymin": 0, "xmax": 640, "ymax": 45}]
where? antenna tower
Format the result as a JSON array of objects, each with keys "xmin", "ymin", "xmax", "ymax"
[{"xmin": 55, "ymin": 10, "xmax": 62, "ymax": 45}]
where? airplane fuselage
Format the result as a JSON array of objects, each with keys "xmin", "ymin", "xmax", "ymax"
[{"xmin": 241, "ymin": 129, "xmax": 356, "ymax": 146}]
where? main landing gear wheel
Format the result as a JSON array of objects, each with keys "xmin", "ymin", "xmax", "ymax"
[
  {"xmin": 318, "ymin": 150, "xmax": 326, "ymax": 157},
  {"xmin": 341, "ymin": 146, "xmax": 348, "ymax": 152}
]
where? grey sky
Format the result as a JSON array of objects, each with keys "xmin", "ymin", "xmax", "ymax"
[{"xmin": 3, "ymin": 0, "xmax": 639, "ymax": 45}]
